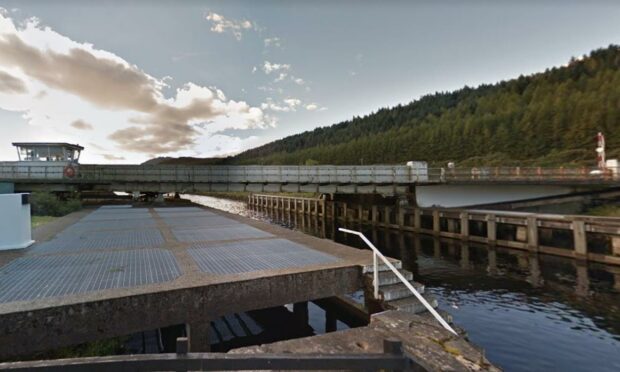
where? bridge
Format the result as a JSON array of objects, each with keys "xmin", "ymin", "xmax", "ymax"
[{"xmin": 1, "ymin": 163, "xmax": 617, "ymax": 193}]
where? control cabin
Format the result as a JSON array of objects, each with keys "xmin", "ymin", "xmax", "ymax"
[{"xmin": 12, "ymin": 142, "xmax": 83, "ymax": 164}]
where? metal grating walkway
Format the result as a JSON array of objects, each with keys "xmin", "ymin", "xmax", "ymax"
[
  {"xmin": 29, "ymin": 229, "xmax": 166, "ymax": 253},
  {"xmin": 163, "ymin": 216, "xmax": 239, "ymax": 228},
  {"xmin": 172, "ymin": 225, "xmax": 273, "ymax": 243},
  {"xmin": 188, "ymin": 238, "xmax": 338, "ymax": 275},
  {"xmin": 0, "ymin": 249, "xmax": 181, "ymax": 303}
]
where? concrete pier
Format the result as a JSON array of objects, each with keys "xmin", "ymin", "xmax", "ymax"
[{"xmin": 0, "ymin": 205, "xmax": 378, "ymax": 359}]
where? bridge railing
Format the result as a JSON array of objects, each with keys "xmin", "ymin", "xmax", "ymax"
[
  {"xmin": 1, "ymin": 162, "xmax": 617, "ymax": 184},
  {"xmin": 76, "ymin": 164, "xmax": 431, "ymax": 184},
  {"xmin": 442, "ymin": 166, "xmax": 617, "ymax": 182}
]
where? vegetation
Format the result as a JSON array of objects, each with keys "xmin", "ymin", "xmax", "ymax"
[
  {"xmin": 149, "ymin": 45, "xmax": 620, "ymax": 167},
  {"xmin": 31, "ymin": 215, "xmax": 58, "ymax": 228},
  {"xmin": 585, "ymin": 205, "xmax": 620, "ymax": 217},
  {"xmin": 30, "ymin": 192, "xmax": 82, "ymax": 217}
]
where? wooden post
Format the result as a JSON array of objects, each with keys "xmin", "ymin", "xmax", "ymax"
[
  {"xmin": 573, "ymin": 219, "xmax": 587, "ymax": 258},
  {"xmin": 398, "ymin": 208, "xmax": 405, "ymax": 229},
  {"xmin": 527, "ymin": 216, "xmax": 539, "ymax": 251},
  {"xmin": 487, "ymin": 214, "xmax": 497, "ymax": 244},
  {"xmin": 358, "ymin": 205, "xmax": 364, "ymax": 223},
  {"xmin": 460, "ymin": 212, "xmax": 469, "ymax": 239},
  {"xmin": 301, "ymin": 198, "xmax": 306, "ymax": 214},
  {"xmin": 413, "ymin": 208, "xmax": 421, "ymax": 230},
  {"xmin": 447, "ymin": 218, "xmax": 456, "ymax": 233},
  {"xmin": 343, "ymin": 202, "xmax": 348, "ymax": 221},
  {"xmin": 384, "ymin": 206, "xmax": 391, "ymax": 226},
  {"xmin": 372, "ymin": 205, "xmax": 378, "ymax": 225},
  {"xmin": 321, "ymin": 199, "xmax": 326, "ymax": 218},
  {"xmin": 432, "ymin": 210, "xmax": 440, "ymax": 235}
]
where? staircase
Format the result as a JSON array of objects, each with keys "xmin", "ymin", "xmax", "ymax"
[{"xmin": 362, "ymin": 261, "xmax": 439, "ymax": 314}]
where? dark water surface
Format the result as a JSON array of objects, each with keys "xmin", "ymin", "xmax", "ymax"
[{"xmin": 185, "ymin": 195, "xmax": 620, "ymax": 372}]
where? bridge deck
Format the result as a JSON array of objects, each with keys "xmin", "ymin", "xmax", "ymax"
[{"xmin": 0, "ymin": 205, "xmax": 374, "ymax": 358}]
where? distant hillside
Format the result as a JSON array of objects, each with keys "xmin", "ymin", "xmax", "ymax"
[{"xmin": 153, "ymin": 45, "xmax": 620, "ymax": 167}]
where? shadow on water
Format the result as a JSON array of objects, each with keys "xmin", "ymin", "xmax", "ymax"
[{"xmin": 185, "ymin": 195, "xmax": 620, "ymax": 372}]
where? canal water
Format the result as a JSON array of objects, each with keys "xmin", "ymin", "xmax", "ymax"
[{"xmin": 185, "ymin": 194, "xmax": 620, "ymax": 372}]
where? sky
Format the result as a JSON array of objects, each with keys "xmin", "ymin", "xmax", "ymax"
[{"xmin": 0, "ymin": 0, "xmax": 619, "ymax": 164}]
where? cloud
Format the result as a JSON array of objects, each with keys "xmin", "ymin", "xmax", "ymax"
[
  {"xmin": 262, "ymin": 61, "xmax": 290, "ymax": 74},
  {"xmin": 101, "ymin": 153, "xmax": 125, "ymax": 161},
  {"xmin": 205, "ymin": 12, "xmax": 253, "ymax": 41},
  {"xmin": 292, "ymin": 77, "xmax": 305, "ymax": 85},
  {"xmin": 264, "ymin": 37, "xmax": 281, "ymax": 48},
  {"xmin": 70, "ymin": 119, "xmax": 94, "ymax": 130},
  {"xmin": 0, "ymin": 13, "xmax": 269, "ymax": 157},
  {"xmin": 305, "ymin": 103, "xmax": 327, "ymax": 111},
  {"xmin": 0, "ymin": 70, "xmax": 26, "ymax": 93},
  {"xmin": 261, "ymin": 97, "xmax": 302, "ymax": 113}
]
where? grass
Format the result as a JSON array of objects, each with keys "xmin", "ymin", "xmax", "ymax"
[
  {"xmin": 585, "ymin": 205, "xmax": 620, "ymax": 217},
  {"xmin": 31, "ymin": 215, "xmax": 58, "ymax": 228}
]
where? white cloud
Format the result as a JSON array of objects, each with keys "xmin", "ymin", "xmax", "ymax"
[
  {"xmin": 263, "ymin": 37, "xmax": 281, "ymax": 48},
  {"xmin": 205, "ymin": 12, "xmax": 253, "ymax": 41},
  {"xmin": 0, "ymin": 12, "xmax": 269, "ymax": 160},
  {"xmin": 262, "ymin": 61, "xmax": 290, "ymax": 74},
  {"xmin": 261, "ymin": 97, "xmax": 302, "ymax": 113},
  {"xmin": 305, "ymin": 103, "xmax": 327, "ymax": 111},
  {"xmin": 292, "ymin": 77, "xmax": 305, "ymax": 85}
]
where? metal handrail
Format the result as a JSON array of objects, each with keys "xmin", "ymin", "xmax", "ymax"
[{"xmin": 339, "ymin": 228, "xmax": 458, "ymax": 335}]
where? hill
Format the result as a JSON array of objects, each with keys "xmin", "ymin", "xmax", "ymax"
[{"xmin": 154, "ymin": 45, "xmax": 620, "ymax": 167}]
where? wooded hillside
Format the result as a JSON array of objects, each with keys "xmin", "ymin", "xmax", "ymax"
[{"xmin": 153, "ymin": 45, "xmax": 620, "ymax": 167}]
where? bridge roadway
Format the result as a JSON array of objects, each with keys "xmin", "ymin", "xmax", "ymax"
[
  {"xmin": 2, "ymin": 163, "xmax": 618, "ymax": 194},
  {"xmin": 0, "ymin": 205, "xmax": 377, "ymax": 359}
]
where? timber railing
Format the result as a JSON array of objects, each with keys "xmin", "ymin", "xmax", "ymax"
[
  {"xmin": 0, "ymin": 336, "xmax": 418, "ymax": 371},
  {"xmin": 248, "ymin": 193, "xmax": 326, "ymax": 217}
]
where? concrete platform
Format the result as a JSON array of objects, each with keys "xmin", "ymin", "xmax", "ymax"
[
  {"xmin": 230, "ymin": 310, "xmax": 500, "ymax": 371},
  {"xmin": 0, "ymin": 205, "xmax": 376, "ymax": 359}
]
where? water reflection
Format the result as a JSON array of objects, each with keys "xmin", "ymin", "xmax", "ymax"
[{"xmin": 186, "ymin": 195, "xmax": 620, "ymax": 372}]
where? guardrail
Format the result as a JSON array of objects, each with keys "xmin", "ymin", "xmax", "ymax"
[
  {"xmin": 2, "ymin": 162, "xmax": 618, "ymax": 185},
  {"xmin": 0, "ymin": 336, "xmax": 416, "ymax": 371},
  {"xmin": 339, "ymin": 228, "xmax": 458, "ymax": 336}
]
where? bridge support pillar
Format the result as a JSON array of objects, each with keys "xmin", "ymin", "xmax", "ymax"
[{"xmin": 573, "ymin": 220, "xmax": 588, "ymax": 258}]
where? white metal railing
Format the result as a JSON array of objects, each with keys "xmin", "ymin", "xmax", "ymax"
[{"xmin": 339, "ymin": 228, "xmax": 458, "ymax": 335}]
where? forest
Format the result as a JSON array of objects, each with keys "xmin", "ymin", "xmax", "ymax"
[{"xmin": 154, "ymin": 45, "xmax": 620, "ymax": 167}]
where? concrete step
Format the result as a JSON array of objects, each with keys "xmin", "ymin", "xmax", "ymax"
[
  {"xmin": 366, "ymin": 269, "xmax": 413, "ymax": 286},
  {"xmin": 379, "ymin": 281, "xmax": 425, "ymax": 301},
  {"xmin": 385, "ymin": 294, "xmax": 438, "ymax": 315},
  {"xmin": 362, "ymin": 260, "xmax": 403, "ymax": 274}
]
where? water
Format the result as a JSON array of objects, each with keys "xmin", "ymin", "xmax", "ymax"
[{"xmin": 184, "ymin": 194, "xmax": 620, "ymax": 372}]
